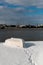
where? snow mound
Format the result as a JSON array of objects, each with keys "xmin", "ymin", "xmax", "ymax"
[
  {"xmin": 24, "ymin": 41, "xmax": 43, "ymax": 65},
  {"xmin": 4, "ymin": 38, "xmax": 24, "ymax": 48},
  {"xmin": 35, "ymin": 47, "xmax": 43, "ymax": 65},
  {"xmin": 2, "ymin": 41, "xmax": 43, "ymax": 65}
]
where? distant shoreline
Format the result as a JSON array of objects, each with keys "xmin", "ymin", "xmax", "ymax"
[
  {"xmin": 0, "ymin": 27, "xmax": 43, "ymax": 30},
  {"xmin": 0, "ymin": 24, "xmax": 43, "ymax": 29}
]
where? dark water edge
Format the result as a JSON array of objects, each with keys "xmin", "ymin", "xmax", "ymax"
[{"xmin": 0, "ymin": 28, "xmax": 43, "ymax": 42}]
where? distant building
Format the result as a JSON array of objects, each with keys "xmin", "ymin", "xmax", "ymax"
[{"xmin": 19, "ymin": 25, "xmax": 26, "ymax": 28}]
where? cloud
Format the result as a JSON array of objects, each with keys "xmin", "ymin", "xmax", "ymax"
[
  {"xmin": 4, "ymin": 0, "xmax": 43, "ymax": 8},
  {"xmin": 5, "ymin": 0, "xmax": 36, "ymax": 6},
  {"xmin": 0, "ymin": 6, "xmax": 3, "ymax": 8},
  {"xmin": 0, "ymin": 0, "xmax": 43, "ymax": 25},
  {"xmin": 0, "ymin": 0, "xmax": 43, "ymax": 7},
  {"xmin": 0, "ymin": 7, "xmax": 42, "ymax": 25}
]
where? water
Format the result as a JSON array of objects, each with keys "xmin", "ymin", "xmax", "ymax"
[{"xmin": 0, "ymin": 28, "xmax": 43, "ymax": 42}]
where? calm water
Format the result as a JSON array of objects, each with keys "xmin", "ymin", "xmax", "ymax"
[{"xmin": 0, "ymin": 28, "xmax": 43, "ymax": 42}]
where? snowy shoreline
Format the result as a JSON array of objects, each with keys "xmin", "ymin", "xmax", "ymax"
[{"xmin": 0, "ymin": 41, "xmax": 43, "ymax": 65}]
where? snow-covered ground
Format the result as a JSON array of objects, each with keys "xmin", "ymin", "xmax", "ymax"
[{"xmin": 0, "ymin": 41, "xmax": 43, "ymax": 65}]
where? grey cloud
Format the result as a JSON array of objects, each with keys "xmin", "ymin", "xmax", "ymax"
[
  {"xmin": 0, "ymin": 0, "xmax": 43, "ymax": 7},
  {"xmin": 4, "ymin": 0, "xmax": 43, "ymax": 6},
  {"xmin": 5, "ymin": 0, "xmax": 36, "ymax": 6},
  {"xmin": 0, "ymin": 9, "xmax": 43, "ymax": 25},
  {"xmin": 0, "ymin": 0, "xmax": 43, "ymax": 25},
  {"xmin": 4, "ymin": 0, "xmax": 43, "ymax": 8}
]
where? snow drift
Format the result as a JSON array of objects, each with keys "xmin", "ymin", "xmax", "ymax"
[
  {"xmin": 4, "ymin": 38, "xmax": 24, "ymax": 48},
  {"xmin": 0, "ymin": 41, "xmax": 43, "ymax": 65}
]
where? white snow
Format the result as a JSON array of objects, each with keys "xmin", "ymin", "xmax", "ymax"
[
  {"xmin": 4, "ymin": 38, "xmax": 24, "ymax": 48},
  {"xmin": 0, "ymin": 41, "xmax": 43, "ymax": 65}
]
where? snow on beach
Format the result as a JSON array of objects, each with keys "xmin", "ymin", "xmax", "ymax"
[{"xmin": 0, "ymin": 41, "xmax": 43, "ymax": 65}]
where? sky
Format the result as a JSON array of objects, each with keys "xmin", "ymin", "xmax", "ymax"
[{"xmin": 0, "ymin": 0, "xmax": 43, "ymax": 25}]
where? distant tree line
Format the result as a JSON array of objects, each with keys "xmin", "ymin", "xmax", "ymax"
[{"xmin": 0, "ymin": 24, "xmax": 43, "ymax": 29}]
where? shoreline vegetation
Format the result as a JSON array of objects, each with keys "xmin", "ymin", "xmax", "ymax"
[{"xmin": 0, "ymin": 24, "xmax": 43, "ymax": 29}]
